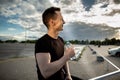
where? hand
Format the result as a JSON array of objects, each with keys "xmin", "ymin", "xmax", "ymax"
[
  {"xmin": 64, "ymin": 47, "xmax": 75, "ymax": 60},
  {"xmin": 65, "ymin": 75, "xmax": 72, "ymax": 80}
]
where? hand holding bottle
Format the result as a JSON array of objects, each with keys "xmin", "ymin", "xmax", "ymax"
[{"xmin": 64, "ymin": 42, "xmax": 75, "ymax": 60}]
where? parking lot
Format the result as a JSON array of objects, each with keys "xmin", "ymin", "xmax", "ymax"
[
  {"xmin": 0, "ymin": 43, "xmax": 120, "ymax": 80},
  {"xmin": 69, "ymin": 45, "xmax": 120, "ymax": 80},
  {"xmin": 90, "ymin": 45, "xmax": 120, "ymax": 68}
]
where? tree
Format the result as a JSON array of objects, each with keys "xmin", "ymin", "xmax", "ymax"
[
  {"xmin": 5, "ymin": 40, "xmax": 18, "ymax": 43},
  {"xmin": 0, "ymin": 40, "xmax": 4, "ymax": 43}
]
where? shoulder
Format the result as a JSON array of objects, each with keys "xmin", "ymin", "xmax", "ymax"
[
  {"xmin": 35, "ymin": 34, "xmax": 50, "ymax": 48},
  {"xmin": 36, "ymin": 34, "xmax": 49, "ymax": 43},
  {"xmin": 35, "ymin": 34, "xmax": 51, "ymax": 53}
]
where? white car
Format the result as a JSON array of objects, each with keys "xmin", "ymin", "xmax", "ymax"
[{"xmin": 108, "ymin": 47, "xmax": 120, "ymax": 57}]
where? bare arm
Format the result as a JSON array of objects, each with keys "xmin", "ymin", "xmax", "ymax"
[
  {"xmin": 63, "ymin": 62, "xmax": 71, "ymax": 76},
  {"xmin": 36, "ymin": 47, "xmax": 75, "ymax": 79},
  {"xmin": 63, "ymin": 62, "xmax": 72, "ymax": 80}
]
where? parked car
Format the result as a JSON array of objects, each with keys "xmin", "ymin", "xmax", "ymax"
[{"xmin": 108, "ymin": 47, "xmax": 120, "ymax": 57}]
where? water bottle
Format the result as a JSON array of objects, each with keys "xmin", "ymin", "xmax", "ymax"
[
  {"xmin": 65, "ymin": 41, "xmax": 76, "ymax": 60},
  {"xmin": 65, "ymin": 41, "xmax": 72, "ymax": 48}
]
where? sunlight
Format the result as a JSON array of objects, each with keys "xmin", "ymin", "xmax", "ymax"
[
  {"xmin": 117, "ymin": 29, "xmax": 120, "ymax": 39},
  {"xmin": 112, "ymin": 29, "xmax": 120, "ymax": 39}
]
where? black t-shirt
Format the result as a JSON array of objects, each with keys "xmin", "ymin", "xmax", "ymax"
[{"xmin": 35, "ymin": 34, "xmax": 65, "ymax": 80}]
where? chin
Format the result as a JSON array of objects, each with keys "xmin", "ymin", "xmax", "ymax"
[
  {"xmin": 58, "ymin": 28, "xmax": 63, "ymax": 31},
  {"xmin": 61, "ymin": 27, "xmax": 63, "ymax": 30},
  {"xmin": 60, "ymin": 28, "xmax": 63, "ymax": 31}
]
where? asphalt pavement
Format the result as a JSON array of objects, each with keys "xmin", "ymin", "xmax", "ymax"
[{"xmin": 0, "ymin": 43, "xmax": 120, "ymax": 80}]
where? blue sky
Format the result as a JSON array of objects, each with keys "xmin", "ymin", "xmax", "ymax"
[
  {"xmin": 0, "ymin": 0, "xmax": 120, "ymax": 41},
  {"xmin": 81, "ymin": 0, "xmax": 95, "ymax": 11},
  {"xmin": 0, "ymin": 15, "xmax": 24, "ymax": 35}
]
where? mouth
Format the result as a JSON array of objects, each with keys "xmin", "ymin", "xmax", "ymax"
[{"xmin": 62, "ymin": 25, "xmax": 64, "ymax": 27}]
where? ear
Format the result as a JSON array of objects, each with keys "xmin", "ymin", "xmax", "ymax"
[{"xmin": 49, "ymin": 19, "xmax": 55, "ymax": 26}]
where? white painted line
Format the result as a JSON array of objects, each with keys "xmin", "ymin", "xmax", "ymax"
[
  {"xmin": 96, "ymin": 52, "xmax": 120, "ymax": 70},
  {"xmin": 89, "ymin": 47, "xmax": 120, "ymax": 80},
  {"xmin": 89, "ymin": 70, "xmax": 120, "ymax": 80}
]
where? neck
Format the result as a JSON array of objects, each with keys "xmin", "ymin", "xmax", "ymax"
[{"xmin": 47, "ymin": 29, "xmax": 59, "ymax": 39}]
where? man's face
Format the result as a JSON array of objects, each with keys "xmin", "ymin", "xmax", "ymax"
[{"xmin": 52, "ymin": 11, "xmax": 65, "ymax": 31}]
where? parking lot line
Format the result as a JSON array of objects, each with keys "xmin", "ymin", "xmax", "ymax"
[
  {"xmin": 89, "ymin": 48, "xmax": 120, "ymax": 80},
  {"xmin": 89, "ymin": 70, "xmax": 120, "ymax": 80},
  {"xmin": 97, "ymin": 52, "xmax": 120, "ymax": 70}
]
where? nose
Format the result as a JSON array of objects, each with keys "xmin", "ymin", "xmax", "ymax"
[{"xmin": 62, "ymin": 19, "xmax": 65, "ymax": 24}]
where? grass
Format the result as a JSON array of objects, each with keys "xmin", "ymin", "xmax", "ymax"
[{"xmin": 10, "ymin": 55, "xmax": 28, "ymax": 59}]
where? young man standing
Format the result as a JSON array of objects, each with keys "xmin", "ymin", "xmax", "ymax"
[{"xmin": 35, "ymin": 7, "xmax": 75, "ymax": 80}]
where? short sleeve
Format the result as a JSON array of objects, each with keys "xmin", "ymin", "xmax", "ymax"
[
  {"xmin": 59, "ymin": 36, "xmax": 64, "ymax": 44},
  {"xmin": 35, "ymin": 39, "xmax": 50, "ymax": 53}
]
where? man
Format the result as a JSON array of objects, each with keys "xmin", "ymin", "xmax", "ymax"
[{"xmin": 35, "ymin": 7, "xmax": 75, "ymax": 80}]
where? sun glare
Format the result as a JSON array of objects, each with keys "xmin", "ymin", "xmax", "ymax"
[
  {"xmin": 117, "ymin": 29, "xmax": 120, "ymax": 39},
  {"xmin": 113, "ymin": 29, "xmax": 120, "ymax": 39}
]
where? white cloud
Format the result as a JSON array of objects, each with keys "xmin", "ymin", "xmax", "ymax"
[
  {"xmin": 1, "ymin": 0, "xmax": 120, "ymax": 28},
  {"xmin": 80, "ymin": 2, "xmax": 120, "ymax": 28},
  {"xmin": 12, "ymin": 31, "xmax": 46, "ymax": 41},
  {"xmin": 61, "ymin": 1, "xmax": 120, "ymax": 28},
  {"xmin": 8, "ymin": 28, "xmax": 16, "ymax": 31},
  {"xmin": 0, "ymin": 34, "xmax": 14, "ymax": 41},
  {"xmin": 0, "ymin": 0, "xmax": 22, "ymax": 17},
  {"xmin": 0, "ymin": 0, "xmax": 120, "ymax": 40}
]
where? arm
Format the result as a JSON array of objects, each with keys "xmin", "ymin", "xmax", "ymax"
[
  {"xmin": 63, "ymin": 62, "xmax": 72, "ymax": 80},
  {"xmin": 36, "ymin": 47, "xmax": 75, "ymax": 79}
]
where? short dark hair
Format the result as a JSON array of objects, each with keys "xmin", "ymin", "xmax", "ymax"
[{"xmin": 42, "ymin": 7, "xmax": 60, "ymax": 28}]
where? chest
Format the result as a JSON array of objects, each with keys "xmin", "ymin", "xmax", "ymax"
[{"xmin": 50, "ymin": 39, "xmax": 64, "ymax": 60}]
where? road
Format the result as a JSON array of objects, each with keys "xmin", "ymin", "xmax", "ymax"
[{"xmin": 0, "ymin": 43, "xmax": 34, "ymax": 59}]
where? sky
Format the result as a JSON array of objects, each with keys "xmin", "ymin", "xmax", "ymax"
[{"xmin": 0, "ymin": 0, "xmax": 120, "ymax": 41}]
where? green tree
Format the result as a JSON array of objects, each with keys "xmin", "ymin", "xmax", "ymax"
[
  {"xmin": 0, "ymin": 40, "xmax": 4, "ymax": 43},
  {"xmin": 5, "ymin": 40, "xmax": 18, "ymax": 43}
]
